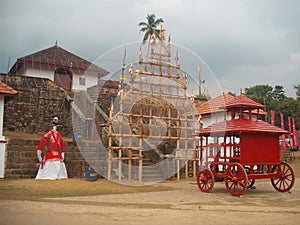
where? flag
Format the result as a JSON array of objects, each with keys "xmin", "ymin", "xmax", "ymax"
[
  {"xmin": 129, "ymin": 64, "xmax": 133, "ymax": 76},
  {"xmin": 117, "ymin": 81, "xmax": 123, "ymax": 96},
  {"xmin": 138, "ymin": 46, "xmax": 143, "ymax": 62},
  {"xmin": 280, "ymin": 113, "xmax": 286, "ymax": 150},
  {"xmin": 122, "ymin": 46, "xmax": 126, "ymax": 65},
  {"xmin": 150, "ymin": 33, "xmax": 156, "ymax": 45},
  {"xmin": 119, "ymin": 74, "xmax": 126, "ymax": 81},
  {"xmin": 183, "ymin": 72, "xmax": 188, "ymax": 89},
  {"xmin": 292, "ymin": 117, "xmax": 298, "ymax": 147},
  {"xmin": 197, "ymin": 63, "xmax": 201, "ymax": 74},
  {"xmin": 288, "ymin": 116, "xmax": 292, "ymax": 132},
  {"xmin": 167, "ymin": 34, "xmax": 171, "ymax": 56},
  {"xmin": 174, "ymin": 50, "xmax": 179, "ymax": 64},
  {"xmin": 198, "ymin": 114, "xmax": 203, "ymax": 129},
  {"xmin": 271, "ymin": 110, "xmax": 275, "ymax": 125},
  {"xmin": 160, "ymin": 24, "xmax": 165, "ymax": 40},
  {"xmin": 184, "ymin": 73, "xmax": 188, "ymax": 83},
  {"xmin": 168, "ymin": 34, "xmax": 172, "ymax": 44},
  {"xmin": 288, "ymin": 116, "xmax": 292, "ymax": 149},
  {"xmin": 190, "ymin": 90, "xmax": 195, "ymax": 103}
]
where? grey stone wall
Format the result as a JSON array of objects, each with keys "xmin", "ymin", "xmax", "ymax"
[
  {"xmin": 4, "ymin": 137, "xmax": 89, "ymax": 178},
  {"xmin": 0, "ymin": 75, "xmax": 119, "ymax": 178},
  {"xmin": 0, "ymin": 75, "xmax": 72, "ymax": 137}
]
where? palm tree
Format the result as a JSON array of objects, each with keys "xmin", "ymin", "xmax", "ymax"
[{"xmin": 139, "ymin": 14, "xmax": 164, "ymax": 56}]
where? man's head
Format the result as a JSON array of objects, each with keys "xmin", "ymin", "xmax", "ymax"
[{"xmin": 53, "ymin": 117, "xmax": 59, "ymax": 125}]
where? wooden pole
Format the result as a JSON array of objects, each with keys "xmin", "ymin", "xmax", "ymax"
[
  {"xmin": 107, "ymin": 106, "xmax": 113, "ymax": 180},
  {"xmin": 177, "ymin": 159, "xmax": 180, "ymax": 181}
]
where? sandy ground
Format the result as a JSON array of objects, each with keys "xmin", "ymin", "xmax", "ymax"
[{"xmin": 1, "ymin": 154, "xmax": 300, "ymax": 225}]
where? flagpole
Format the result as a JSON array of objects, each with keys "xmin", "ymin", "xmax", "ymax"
[
  {"xmin": 292, "ymin": 117, "xmax": 298, "ymax": 148},
  {"xmin": 288, "ymin": 116, "xmax": 292, "ymax": 149},
  {"xmin": 271, "ymin": 110, "xmax": 275, "ymax": 126},
  {"xmin": 280, "ymin": 113, "xmax": 286, "ymax": 151},
  {"xmin": 198, "ymin": 63, "xmax": 201, "ymax": 97}
]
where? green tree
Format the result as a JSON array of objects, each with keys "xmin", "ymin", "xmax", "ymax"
[
  {"xmin": 244, "ymin": 84, "xmax": 273, "ymax": 105},
  {"xmin": 227, "ymin": 91, "xmax": 236, "ymax": 97},
  {"xmin": 138, "ymin": 14, "xmax": 164, "ymax": 57},
  {"xmin": 294, "ymin": 84, "xmax": 300, "ymax": 101},
  {"xmin": 139, "ymin": 14, "xmax": 164, "ymax": 43},
  {"xmin": 244, "ymin": 84, "xmax": 300, "ymax": 129},
  {"xmin": 273, "ymin": 85, "xmax": 286, "ymax": 101}
]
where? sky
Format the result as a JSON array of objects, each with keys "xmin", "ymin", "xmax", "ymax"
[{"xmin": 0, "ymin": 0, "xmax": 299, "ymax": 98}]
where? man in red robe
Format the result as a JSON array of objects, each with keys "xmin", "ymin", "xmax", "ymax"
[{"xmin": 35, "ymin": 117, "xmax": 68, "ymax": 179}]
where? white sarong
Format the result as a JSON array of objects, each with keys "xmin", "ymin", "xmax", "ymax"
[{"xmin": 35, "ymin": 161, "xmax": 68, "ymax": 180}]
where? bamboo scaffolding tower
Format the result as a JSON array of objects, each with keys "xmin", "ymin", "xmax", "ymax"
[{"xmin": 107, "ymin": 38, "xmax": 199, "ymax": 182}]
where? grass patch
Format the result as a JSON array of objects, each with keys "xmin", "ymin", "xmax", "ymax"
[{"xmin": 0, "ymin": 178, "xmax": 174, "ymax": 200}]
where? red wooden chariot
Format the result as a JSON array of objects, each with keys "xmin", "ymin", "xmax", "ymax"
[{"xmin": 196, "ymin": 95, "xmax": 295, "ymax": 196}]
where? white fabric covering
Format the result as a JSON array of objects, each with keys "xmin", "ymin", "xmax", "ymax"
[{"xmin": 35, "ymin": 161, "xmax": 68, "ymax": 180}]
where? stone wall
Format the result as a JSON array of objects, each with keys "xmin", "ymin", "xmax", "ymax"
[
  {"xmin": 0, "ymin": 75, "xmax": 119, "ymax": 178},
  {"xmin": 0, "ymin": 75, "xmax": 86, "ymax": 178},
  {"xmin": 4, "ymin": 137, "xmax": 90, "ymax": 178},
  {"xmin": 0, "ymin": 75, "xmax": 72, "ymax": 137}
]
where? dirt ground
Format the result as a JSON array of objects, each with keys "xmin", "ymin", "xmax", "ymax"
[{"xmin": 1, "ymin": 153, "xmax": 300, "ymax": 225}]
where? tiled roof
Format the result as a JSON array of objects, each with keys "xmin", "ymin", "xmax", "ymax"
[
  {"xmin": 0, "ymin": 81, "xmax": 18, "ymax": 96},
  {"xmin": 196, "ymin": 94, "xmax": 235, "ymax": 115},
  {"xmin": 224, "ymin": 94, "xmax": 264, "ymax": 109},
  {"xmin": 198, "ymin": 119, "xmax": 288, "ymax": 136},
  {"xmin": 10, "ymin": 44, "xmax": 109, "ymax": 76}
]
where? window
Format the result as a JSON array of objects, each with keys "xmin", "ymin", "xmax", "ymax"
[
  {"xmin": 79, "ymin": 77, "xmax": 86, "ymax": 86},
  {"xmin": 54, "ymin": 68, "xmax": 72, "ymax": 91}
]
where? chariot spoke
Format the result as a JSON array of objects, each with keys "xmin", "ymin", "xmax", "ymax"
[{"xmin": 274, "ymin": 178, "xmax": 280, "ymax": 186}]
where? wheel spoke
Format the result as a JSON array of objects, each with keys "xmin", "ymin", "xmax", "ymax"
[
  {"xmin": 229, "ymin": 182, "xmax": 234, "ymax": 190},
  {"xmin": 279, "ymin": 180, "xmax": 284, "ymax": 190},
  {"xmin": 227, "ymin": 169, "xmax": 234, "ymax": 178},
  {"xmin": 274, "ymin": 178, "xmax": 280, "ymax": 186}
]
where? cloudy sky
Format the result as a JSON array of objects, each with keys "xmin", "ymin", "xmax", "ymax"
[{"xmin": 0, "ymin": 0, "xmax": 299, "ymax": 97}]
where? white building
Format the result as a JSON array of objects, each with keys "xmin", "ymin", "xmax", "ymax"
[
  {"xmin": 0, "ymin": 81, "xmax": 18, "ymax": 179},
  {"xmin": 196, "ymin": 93, "xmax": 266, "ymax": 129},
  {"xmin": 8, "ymin": 43, "xmax": 108, "ymax": 91}
]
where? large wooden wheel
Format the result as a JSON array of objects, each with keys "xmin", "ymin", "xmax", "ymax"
[
  {"xmin": 224, "ymin": 163, "xmax": 248, "ymax": 197},
  {"xmin": 196, "ymin": 169, "xmax": 214, "ymax": 193},
  {"xmin": 271, "ymin": 162, "xmax": 295, "ymax": 192}
]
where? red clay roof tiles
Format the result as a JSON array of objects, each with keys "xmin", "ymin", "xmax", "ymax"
[
  {"xmin": 0, "ymin": 81, "xmax": 18, "ymax": 96},
  {"xmin": 196, "ymin": 94, "xmax": 235, "ymax": 115}
]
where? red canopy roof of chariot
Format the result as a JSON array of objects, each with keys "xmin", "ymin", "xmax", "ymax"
[
  {"xmin": 223, "ymin": 94, "xmax": 264, "ymax": 109},
  {"xmin": 221, "ymin": 94, "xmax": 265, "ymax": 109},
  {"xmin": 198, "ymin": 119, "xmax": 288, "ymax": 136},
  {"xmin": 197, "ymin": 94, "xmax": 287, "ymax": 136}
]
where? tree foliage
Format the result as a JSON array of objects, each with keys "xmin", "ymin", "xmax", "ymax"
[
  {"xmin": 138, "ymin": 14, "xmax": 164, "ymax": 43},
  {"xmin": 244, "ymin": 84, "xmax": 300, "ymax": 129},
  {"xmin": 294, "ymin": 84, "xmax": 300, "ymax": 101}
]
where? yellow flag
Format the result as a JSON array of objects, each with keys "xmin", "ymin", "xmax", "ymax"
[{"xmin": 120, "ymin": 74, "xmax": 126, "ymax": 81}]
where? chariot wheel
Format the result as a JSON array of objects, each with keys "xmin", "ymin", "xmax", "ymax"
[
  {"xmin": 196, "ymin": 169, "xmax": 214, "ymax": 193},
  {"xmin": 271, "ymin": 162, "xmax": 295, "ymax": 192},
  {"xmin": 224, "ymin": 163, "xmax": 248, "ymax": 197}
]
